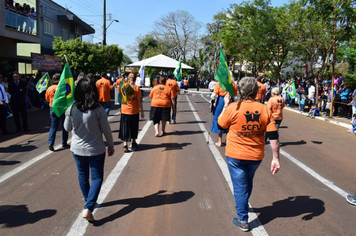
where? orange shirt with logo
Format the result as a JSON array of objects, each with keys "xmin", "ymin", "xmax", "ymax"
[
  {"xmin": 121, "ymin": 84, "xmax": 142, "ymax": 115},
  {"xmin": 218, "ymin": 100, "xmax": 277, "ymax": 161},
  {"xmin": 45, "ymin": 84, "xmax": 58, "ymax": 107},
  {"xmin": 255, "ymin": 81, "xmax": 266, "ymax": 101},
  {"xmin": 166, "ymin": 79, "xmax": 179, "ymax": 98},
  {"xmin": 149, "ymin": 84, "xmax": 173, "ymax": 108},
  {"xmin": 212, "ymin": 82, "xmax": 238, "ymax": 97},
  {"xmin": 267, "ymin": 95, "xmax": 285, "ymax": 120},
  {"xmin": 96, "ymin": 77, "xmax": 113, "ymax": 102}
]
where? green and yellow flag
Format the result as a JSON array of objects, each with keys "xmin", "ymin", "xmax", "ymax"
[
  {"xmin": 52, "ymin": 62, "xmax": 75, "ymax": 117},
  {"xmin": 286, "ymin": 81, "xmax": 296, "ymax": 99},
  {"xmin": 117, "ymin": 79, "xmax": 127, "ymax": 105},
  {"xmin": 36, "ymin": 72, "xmax": 51, "ymax": 93},
  {"xmin": 147, "ymin": 67, "xmax": 153, "ymax": 78},
  {"xmin": 173, "ymin": 60, "xmax": 182, "ymax": 82},
  {"xmin": 215, "ymin": 47, "xmax": 234, "ymax": 98}
]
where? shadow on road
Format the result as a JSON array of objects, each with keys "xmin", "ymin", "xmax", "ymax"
[
  {"xmin": 0, "ymin": 205, "xmax": 56, "ymax": 227},
  {"xmin": 251, "ymin": 196, "xmax": 325, "ymax": 227},
  {"xmin": 132, "ymin": 142, "xmax": 191, "ymax": 153},
  {"xmin": 94, "ymin": 190, "xmax": 195, "ymax": 226},
  {"xmin": 0, "ymin": 160, "xmax": 21, "ymax": 165},
  {"xmin": 280, "ymin": 140, "xmax": 307, "ymax": 147},
  {"xmin": 0, "ymin": 144, "xmax": 37, "ymax": 153}
]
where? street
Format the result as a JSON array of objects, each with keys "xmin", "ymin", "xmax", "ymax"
[{"xmin": 0, "ymin": 90, "xmax": 355, "ymax": 236}]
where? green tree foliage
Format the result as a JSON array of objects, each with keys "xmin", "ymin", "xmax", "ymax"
[{"xmin": 53, "ymin": 37, "xmax": 123, "ymax": 73}]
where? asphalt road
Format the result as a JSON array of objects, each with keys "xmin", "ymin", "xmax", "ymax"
[{"xmin": 0, "ymin": 90, "xmax": 355, "ymax": 236}]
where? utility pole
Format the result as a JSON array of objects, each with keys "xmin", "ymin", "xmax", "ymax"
[{"xmin": 103, "ymin": 0, "xmax": 106, "ymax": 45}]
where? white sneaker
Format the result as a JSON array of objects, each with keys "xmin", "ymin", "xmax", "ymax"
[{"xmin": 6, "ymin": 113, "xmax": 13, "ymax": 118}]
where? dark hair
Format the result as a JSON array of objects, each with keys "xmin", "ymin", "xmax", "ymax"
[
  {"xmin": 74, "ymin": 78, "xmax": 100, "ymax": 112},
  {"xmin": 167, "ymin": 73, "xmax": 173, "ymax": 79},
  {"xmin": 159, "ymin": 76, "xmax": 166, "ymax": 85},
  {"xmin": 52, "ymin": 73, "xmax": 60, "ymax": 84},
  {"xmin": 100, "ymin": 72, "xmax": 107, "ymax": 78}
]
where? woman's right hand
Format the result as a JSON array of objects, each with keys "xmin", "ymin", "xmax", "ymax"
[{"xmin": 108, "ymin": 147, "xmax": 115, "ymax": 156}]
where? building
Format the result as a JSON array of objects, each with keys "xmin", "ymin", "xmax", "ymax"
[{"xmin": 0, "ymin": 0, "xmax": 94, "ymax": 76}]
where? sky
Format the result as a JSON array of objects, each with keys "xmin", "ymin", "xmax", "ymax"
[{"xmin": 52, "ymin": 0, "xmax": 291, "ymax": 61}]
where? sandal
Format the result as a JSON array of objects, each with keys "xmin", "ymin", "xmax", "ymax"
[{"xmin": 123, "ymin": 145, "xmax": 129, "ymax": 153}]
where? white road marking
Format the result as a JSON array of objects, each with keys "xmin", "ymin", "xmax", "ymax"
[
  {"xmin": 186, "ymin": 95, "xmax": 268, "ymax": 236},
  {"xmin": 66, "ymin": 120, "xmax": 152, "ymax": 236}
]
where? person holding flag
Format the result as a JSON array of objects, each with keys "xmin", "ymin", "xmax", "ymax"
[
  {"xmin": 45, "ymin": 73, "xmax": 69, "ymax": 151},
  {"xmin": 267, "ymin": 87, "xmax": 285, "ymax": 135},
  {"xmin": 210, "ymin": 47, "xmax": 237, "ymax": 147},
  {"xmin": 174, "ymin": 59, "xmax": 182, "ymax": 91},
  {"xmin": 285, "ymin": 80, "xmax": 297, "ymax": 108}
]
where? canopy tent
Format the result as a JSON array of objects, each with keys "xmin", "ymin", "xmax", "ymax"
[{"xmin": 127, "ymin": 54, "xmax": 194, "ymax": 70}]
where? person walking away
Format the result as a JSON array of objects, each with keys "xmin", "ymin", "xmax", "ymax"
[
  {"xmin": 210, "ymin": 78, "xmax": 238, "ymax": 147},
  {"xmin": 183, "ymin": 78, "xmax": 189, "ymax": 91},
  {"xmin": 0, "ymin": 74, "xmax": 10, "ymax": 134},
  {"xmin": 166, "ymin": 73, "xmax": 179, "ymax": 124},
  {"xmin": 64, "ymin": 78, "xmax": 115, "ymax": 223},
  {"xmin": 96, "ymin": 72, "xmax": 113, "ymax": 116},
  {"xmin": 255, "ymin": 76, "xmax": 266, "ymax": 103},
  {"xmin": 217, "ymin": 77, "xmax": 280, "ymax": 232},
  {"xmin": 8, "ymin": 71, "xmax": 29, "ymax": 132},
  {"xmin": 119, "ymin": 72, "xmax": 145, "ymax": 152},
  {"xmin": 45, "ymin": 73, "xmax": 69, "ymax": 151},
  {"xmin": 267, "ymin": 87, "xmax": 285, "ymax": 132},
  {"xmin": 149, "ymin": 76, "xmax": 175, "ymax": 136}
]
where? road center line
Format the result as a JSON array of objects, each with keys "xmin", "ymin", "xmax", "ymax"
[{"xmin": 186, "ymin": 95, "xmax": 268, "ymax": 236}]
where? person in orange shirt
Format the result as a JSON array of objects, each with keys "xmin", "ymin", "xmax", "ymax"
[
  {"xmin": 210, "ymin": 77, "xmax": 238, "ymax": 147},
  {"xmin": 96, "ymin": 72, "xmax": 113, "ymax": 116},
  {"xmin": 149, "ymin": 76, "xmax": 175, "ymax": 136},
  {"xmin": 119, "ymin": 72, "xmax": 145, "ymax": 152},
  {"xmin": 183, "ymin": 78, "xmax": 189, "ymax": 90},
  {"xmin": 218, "ymin": 77, "xmax": 280, "ymax": 232},
  {"xmin": 267, "ymin": 87, "xmax": 285, "ymax": 132},
  {"xmin": 166, "ymin": 73, "xmax": 179, "ymax": 123},
  {"xmin": 255, "ymin": 76, "xmax": 266, "ymax": 103},
  {"xmin": 45, "ymin": 73, "xmax": 69, "ymax": 151}
]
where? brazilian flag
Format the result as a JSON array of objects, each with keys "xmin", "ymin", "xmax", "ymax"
[
  {"xmin": 215, "ymin": 47, "xmax": 234, "ymax": 98},
  {"xmin": 36, "ymin": 72, "xmax": 51, "ymax": 93},
  {"xmin": 147, "ymin": 67, "xmax": 153, "ymax": 78},
  {"xmin": 286, "ymin": 82, "xmax": 296, "ymax": 99},
  {"xmin": 52, "ymin": 62, "xmax": 75, "ymax": 117},
  {"xmin": 173, "ymin": 61, "xmax": 182, "ymax": 82}
]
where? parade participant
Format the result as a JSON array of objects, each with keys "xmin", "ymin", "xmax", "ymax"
[
  {"xmin": 64, "ymin": 78, "xmax": 115, "ymax": 223},
  {"xmin": 183, "ymin": 78, "xmax": 189, "ymax": 90},
  {"xmin": 267, "ymin": 87, "xmax": 285, "ymax": 132},
  {"xmin": 45, "ymin": 73, "xmax": 69, "ymax": 151},
  {"xmin": 255, "ymin": 76, "xmax": 266, "ymax": 103},
  {"xmin": 166, "ymin": 73, "xmax": 179, "ymax": 124},
  {"xmin": 96, "ymin": 72, "xmax": 113, "ymax": 116},
  {"xmin": 149, "ymin": 76, "xmax": 175, "ymax": 136},
  {"xmin": 0, "ymin": 74, "xmax": 10, "ymax": 135},
  {"xmin": 210, "ymin": 76, "xmax": 237, "ymax": 147},
  {"xmin": 218, "ymin": 77, "xmax": 280, "ymax": 232},
  {"xmin": 119, "ymin": 72, "xmax": 145, "ymax": 152}
]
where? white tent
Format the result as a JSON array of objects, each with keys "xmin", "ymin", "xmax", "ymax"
[{"xmin": 127, "ymin": 54, "xmax": 194, "ymax": 70}]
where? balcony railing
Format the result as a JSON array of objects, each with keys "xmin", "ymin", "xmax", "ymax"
[{"xmin": 4, "ymin": 9, "xmax": 37, "ymax": 35}]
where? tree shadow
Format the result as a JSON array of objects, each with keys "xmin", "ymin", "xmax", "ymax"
[
  {"xmin": 132, "ymin": 142, "xmax": 191, "ymax": 152},
  {"xmin": 175, "ymin": 121, "xmax": 206, "ymax": 125},
  {"xmin": 0, "ymin": 205, "xmax": 56, "ymax": 227},
  {"xmin": 0, "ymin": 144, "xmax": 37, "ymax": 153},
  {"xmin": 172, "ymin": 130, "xmax": 204, "ymax": 136},
  {"xmin": 279, "ymin": 126, "xmax": 288, "ymax": 129},
  {"xmin": 251, "ymin": 196, "xmax": 325, "ymax": 227},
  {"xmin": 94, "ymin": 190, "xmax": 195, "ymax": 226},
  {"xmin": 0, "ymin": 160, "xmax": 21, "ymax": 165},
  {"xmin": 280, "ymin": 140, "xmax": 307, "ymax": 147}
]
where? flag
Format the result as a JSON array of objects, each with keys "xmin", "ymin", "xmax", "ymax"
[
  {"xmin": 52, "ymin": 62, "xmax": 75, "ymax": 117},
  {"xmin": 286, "ymin": 81, "xmax": 296, "ymax": 99},
  {"xmin": 117, "ymin": 78, "xmax": 127, "ymax": 105},
  {"xmin": 173, "ymin": 60, "xmax": 182, "ymax": 81},
  {"xmin": 147, "ymin": 67, "xmax": 153, "ymax": 78},
  {"xmin": 139, "ymin": 60, "xmax": 145, "ymax": 80},
  {"xmin": 36, "ymin": 72, "xmax": 51, "ymax": 93},
  {"xmin": 214, "ymin": 47, "xmax": 234, "ymax": 98}
]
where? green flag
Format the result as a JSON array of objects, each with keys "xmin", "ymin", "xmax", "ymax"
[
  {"xmin": 147, "ymin": 67, "xmax": 153, "ymax": 78},
  {"xmin": 52, "ymin": 62, "xmax": 75, "ymax": 117},
  {"xmin": 214, "ymin": 47, "xmax": 234, "ymax": 98},
  {"xmin": 117, "ymin": 79, "xmax": 127, "ymax": 105},
  {"xmin": 173, "ymin": 60, "xmax": 182, "ymax": 82},
  {"xmin": 36, "ymin": 72, "xmax": 51, "ymax": 93},
  {"xmin": 286, "ymin": 81, "xmax": 296, "ymax": 99}
]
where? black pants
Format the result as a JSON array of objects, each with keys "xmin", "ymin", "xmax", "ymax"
[
  {"xmin": 0, "ymin": 105, "xmax": 7, "ymax": 133},
  {"xmin": 341, "ymin": 99, "xmax": 348, "ymax": 117},
  {"xmin": 10, "ymin": 101, "xmax": 28, "ymax": 130}
]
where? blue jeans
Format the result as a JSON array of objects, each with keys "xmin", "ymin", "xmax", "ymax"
[
  {"xmin": 100, "ymin": 101, "xmax": 111, "ymax": 116},
  {"xmin": 49, "ymin": 108, "xmax": 68, "ymax": 146},
  {"xmin": 73, "ymin": 152, "xmax": 106, "ymax": 212},
  {"xmin": 226, "ymin": 156, "xmax": 262, "ymax": 223},
  {"xmin": 171, "ymin": 96, "xmax": 177, "ymax": 121}
]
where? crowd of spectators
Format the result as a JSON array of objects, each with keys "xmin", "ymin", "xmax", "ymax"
[{"xmin": 4, "ymin": 0, "xmax": 36, "ymax": 34}]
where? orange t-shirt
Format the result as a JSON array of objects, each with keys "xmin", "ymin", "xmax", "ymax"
[
  {"xmin": 255, "ymin": 81, "xmax": 266, "ymax": 101},
  {"xmin": 212, "ymin": 82, "xmax": 238, "ymax": 97},
  {"xmin": 218, "ymin": 100, "xmax": 277, "ymax": 161},
  {"xmin": 166, "ymin": 79, "xmax": 179, "ymax": 98},
  {"xmin": 183, "ymin": 79, "xmax": 189, "ymax": 86},
  {"xmin": 121, "ymin": 84, "xmax": 142, "ymax": 115},
  {"xmin": 267, "ymin": 95, "xmax": 285, "ymax": 120},
  {"xmin": 96, "ymin": 77, "xmax": 113, "ymax": 102},
  {"xmin": 45, "ymin": 84, "xmax": 58, "ymax": 107},
  {"xmin": 150, "ymin": 84, "xmax": 173, "ymax": 108}
]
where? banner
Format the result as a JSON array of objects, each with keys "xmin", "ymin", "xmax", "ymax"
[{"xmin": 31, "ymin": 53, "xmax": 62, "ymax": 71}]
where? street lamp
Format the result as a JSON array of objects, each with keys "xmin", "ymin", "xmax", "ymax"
[{"xmin": 103, "ymin": 19, "xmax": 119, "ymax": 46}]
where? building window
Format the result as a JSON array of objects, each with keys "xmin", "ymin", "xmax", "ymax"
[
  {"xmin": 44, "ymin": 20, "xmax": 54, "ymax": 35},
  {"xmin": 62, "ymin": 28, "xmax": 68, "ymax": 41}
]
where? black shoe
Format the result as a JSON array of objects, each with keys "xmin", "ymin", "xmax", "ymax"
[
  {"xmin": 131, "ymin": 142, "xmax": 138, "ymax": 151},
  {"xmin": 49, "ymin": 145, "xmax": 54, "ymax": 151},
  {"xmin": 62, "ymin": 144, "xmax": 70, "ymax": 148},
  {"xmin": 23, "ymin": 128, "xmax": 30, "ymax": 132},
  {"xmin": 123, "ymin": 145, "xmax": 129, "ymax": 153},
  {"xmin": 15, "ymin": 128, "xmax": 21, "ymax": 133}
]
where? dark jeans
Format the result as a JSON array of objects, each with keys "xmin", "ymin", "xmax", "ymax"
[
  {"xmin": 73, "ymin": 152, "xmax": 106, "ymax": 212},
  {"xmin": 0, "ymin": 105, "xmax": 7, "ymax": 133},
  {"xmin": 171, "ymin": 96, "xmax": 177, "ymax": 121},
  {"xmin": 10, "ymin": 101, "xmax": 28, "ymax": 130},
  {"xmin": 341, "ymin": 99, "xmax": 348, "ymax": 117},
  {"xmin": 48, "ymin": 108, "xmax": 68, "ymax": 146}
]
